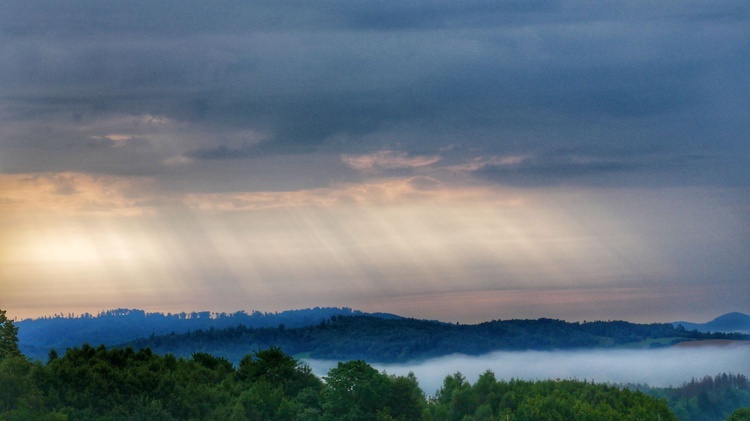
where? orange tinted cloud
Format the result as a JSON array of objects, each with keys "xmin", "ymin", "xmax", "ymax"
[
  {"xmin": 0, "ymin": 172, "xmax": 160, "ymax": 216},
  {"xmin": 184, "ymin": 176, "xmax": 525, "ymax": 212}
]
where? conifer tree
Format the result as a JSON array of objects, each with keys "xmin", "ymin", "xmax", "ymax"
[{"xmin": 0, "ymin": 309, "xmax": 21, "ymax": 360}]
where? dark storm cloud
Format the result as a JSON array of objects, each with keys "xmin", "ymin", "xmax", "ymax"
[
  {"xmin": 0, "ymin": 1, "xmax": 562, "ymax": 37},
  {"xmin": 1, "ymin": 1, "xmax": 749, "ymax": 187},
  {"xmin": 477, "ymin": 156, "xmax": 638, "ymax": 186},
  {"xmin": 472, "ymin": 147, "xmax": 718, "ymax": 187},
  {"xmin": 184, "ymin": 145, "xmax": 256, "ymax": 161}
]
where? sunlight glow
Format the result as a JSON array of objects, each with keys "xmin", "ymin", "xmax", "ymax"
[{"xmin": 1, "ymin": 172, "xmax": 742, "ymax": 321}]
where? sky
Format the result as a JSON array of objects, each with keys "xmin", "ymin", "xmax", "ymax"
[{"xmin": 1, "ymin": 1, "xmax": 749, "ymax": 323}]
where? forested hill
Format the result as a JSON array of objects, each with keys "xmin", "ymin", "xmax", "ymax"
[
  {"xmin": 633, "ymin": 373, "xmax": 750, "ymax": 421},
  {"xmin": 16, "ymin": 307, "xmax": 400, "ymax": 362},
  {"xmin": 126, "ymin": 315, "xmax": 749, "ymax": 364}
]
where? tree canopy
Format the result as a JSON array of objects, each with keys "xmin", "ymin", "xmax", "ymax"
[
  {"xmin": 0, "ymin": 342, "xmax": 680, "ymax": 420},
  {"xmin": 2, "ymin": 308, "xmax": 745, "ymax": 420}
]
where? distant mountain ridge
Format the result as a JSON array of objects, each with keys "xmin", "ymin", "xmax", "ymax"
[
  {"xmin": 124, "ymin": 315, "xmax": 749, "ymax": 364},
  {"xmin": 17, "ymin": 308, "xmax": 750, "ymax": 363},
  {"xmin": 16, "ymin": 307, "xmax": 401, "ymax": 361},
  {"xmin": 673, "ymin": 312, "xmax": 750, "ymax": 334}
]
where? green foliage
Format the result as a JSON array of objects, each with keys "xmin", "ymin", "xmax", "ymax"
[
  {"xmin": 0, "ymin": 309, "xmax": 21, "ymax": 361},
  {"xmin": 3, "ymin": 308, "xmax": 747, "ymax": 420},
  {"xmin": 321, "ymin": 360, "xmax": 426, "ymax": 421},
  {"xmin": 0, "ymin": 356, "xmax": 43, "ymax": 414},
  {"xmin": 635, "ymin": 373, "xmax": 750, "ymax": 421},
  {"xmin": 387, "ymin": 372, "xmax": 427, "ymax": 420},
  {"xmin": 0, "ymin": 310, "xmax": 722, "ymax": 421},
  {"xmin": 0, "ymin": 342, "xmax": 684, "ymax": 420},
  {"xmin": 323, "ymin": 360, "xmax": 392, "ymax": 420},
  {"xmin": 428, "ymin": 376, "xmax": 676, "ymax": 421},
  {"xmin": 238, "ymin": 346, "xmax": 324, "ymax": 403},
  {"xmin": 727, "ymin": 407, "xmax": 750, "ymax": 420}
]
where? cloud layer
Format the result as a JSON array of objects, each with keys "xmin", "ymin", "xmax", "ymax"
[
  {"xmin": 1, "ymin": 1, "xmax": 749, "ymax": 321},
  {"xmin": 3, "ymin": 0, "xmax": 749, "ymax": 188}
]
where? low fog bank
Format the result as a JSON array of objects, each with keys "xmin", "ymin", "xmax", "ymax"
[{"xmin": 304, "ymin": 345, "xmax": 750, "ymax": 396}]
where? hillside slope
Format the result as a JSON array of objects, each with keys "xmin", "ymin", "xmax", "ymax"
[
  {"xmin": 673, "ymin": 312, "xmax": 750, "ymax": 334},
  {"xmin": 16, "ymin": 307, "xmax": 400, "ymax": 361},
  {"xmin": 127, "ymin": 315, "xmax": 749, "ymax": 364}
]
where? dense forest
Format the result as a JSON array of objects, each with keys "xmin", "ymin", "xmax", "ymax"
[
  {"xmin": 3, "ymin": 309, "xmax": 750, "ymax": 419},
  {"xmin": 16, "ymin": 307, "xmax": 400, "ymax": 361},
  {"xmin": 633, "ymin": 373, "xmax": 750, "ymax": 421},
  {"xmin": 18, "ymin": 308, "xmax": 749, "ymax": 364},
  {"xmin": 2, "ymin": 344, "xmax": 681, "ymax": 420},
  {"xmin": 126, "ymin": 314, "xmax": 748, "ymax": 364}
]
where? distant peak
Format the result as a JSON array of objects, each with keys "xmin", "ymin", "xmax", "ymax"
[{"xmin": 711, "ymin": 312, "xmax": 750, "ymax": 322}]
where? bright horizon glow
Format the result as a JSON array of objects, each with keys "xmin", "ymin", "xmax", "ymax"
[{"xmin": 2, "ymin": 172, "xmax": 746, "ymax": 323}]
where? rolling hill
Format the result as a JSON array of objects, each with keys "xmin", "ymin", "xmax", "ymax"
[
  {"xmin": 673, "ymin": 312, "xmax": 750, "ymax": 334},
  {"xmin": 16, "ymin": 307, "xmax": 400, "ymax": 361},
  {"xmin": 124, "ymin": 314, "xmax": 749, "ymax": 364},
  {"xmin": 17, "ymin": 308, "xmax": 750, "ymax": 364}
]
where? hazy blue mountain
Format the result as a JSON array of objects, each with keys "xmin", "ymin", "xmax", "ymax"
[
  {"xmin": 16, "ymin": 307, "xmax": 401, "ymax": 361},
  {"xmin": 673, "ymin": 312, "xmax": 750, "ymax": 334},
  {"xmin": 18, "ymin": 308, "xmax": 750, "ymax": 363},
  {"xmin": 125, "ymin": 315, "xmax": 749, "ymax": 364}
]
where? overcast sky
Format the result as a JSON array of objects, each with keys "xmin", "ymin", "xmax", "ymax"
[{"xmin": 1, "ymin": 1, "xmax": 749, "ymax": 322}]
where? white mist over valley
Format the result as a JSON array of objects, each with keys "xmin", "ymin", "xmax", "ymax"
[{"xmin": 306, "ymin": 345, "xmax": 750, "ymax": 396}]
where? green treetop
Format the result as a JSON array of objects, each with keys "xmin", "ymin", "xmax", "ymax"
[{"xmin": 0, "ymin": 309, "xmax": 21, "ymax": 360}]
